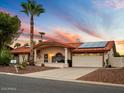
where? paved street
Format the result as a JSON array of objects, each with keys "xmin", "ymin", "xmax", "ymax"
[{"xmin": 0, "ymin": 74, "xmax": 124, "ymax": 93}]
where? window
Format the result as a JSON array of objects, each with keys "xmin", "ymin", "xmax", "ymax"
[
  {"xmin": 44, "ymin": 54, "xmax": 48, "ymax": 63},
  {"xmin": 53, "ymin": 53, "xmax": 65, "ymax": 63}
]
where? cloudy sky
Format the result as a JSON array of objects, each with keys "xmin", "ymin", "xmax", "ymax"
[{"xmin": 0, "ymin": 0, "xmax": 124, "ymax": 54}]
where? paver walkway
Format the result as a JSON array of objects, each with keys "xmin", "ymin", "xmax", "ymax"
[{"xmin": 22, "ymin": 67, "xmax": 97, "ymax": 80}]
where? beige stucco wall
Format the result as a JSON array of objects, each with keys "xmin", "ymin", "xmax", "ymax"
[
  {"xmin": 18, "ymin": 54, "xmax": 29, "ymax": 64},
  {"xmin": 43, "ymin": 63, "xmax": 67, "ymax": 68},
  {"xmin": 109, "ymin": 49, "xmax": 124, "ymax": 67},
  {"xmin": 109, "ymin": 57, "xmax": 124, "ymax": 67},
  {"xmin": 35, "ymin": 47, "xmax": 71, "ymax": 66},
  {"xmin": 104, "ymin": 48, "xmax": 124, "ymax": 67}
]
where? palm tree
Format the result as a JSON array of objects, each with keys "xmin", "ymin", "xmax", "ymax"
[
  {"xmin": 14, "ymin": 43, "xmax": 21, "ymax": 48},
  {"xmin": 21, "ymin": 0, "xmax": 45, "ymax": 65},
  {"xmin": 39, "ymin": 32, "xmax": 45, "ymax": 42},
  {"xmin": 38, "ymin": 32, "xmax": 45, "ymax": 43}
]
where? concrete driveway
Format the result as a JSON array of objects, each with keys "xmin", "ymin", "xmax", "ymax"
[{"xmin": 22, "ymin": 67, "xmax": 97, "ymax": 80}]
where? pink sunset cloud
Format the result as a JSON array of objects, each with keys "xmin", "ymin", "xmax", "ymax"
[
  {"xmin": 116, "ymin": 40, "xmax": 124, "ymax": 45},
  {"xmin": 21, "ymin": 22, "xmax": 41, "ymax": 35},
  {"xmin": 0, "ymin": 8, "xmax": 7, "ymax": 12},
  {"xmin": 0, "ymin": 7, "xmax": 16, "ymax": 16},
  {"xmin": 19, "ymin": 22, "xmax": 83, "ymax": 43},
  {"xmin": 18, "ymin": 21, "xmax": 44, "ymax": 40},
  {"xmin": 52, "ymin": 10, "xmax": 104, "ymax": 40},
  {"xmin": 71, "ymin": 22, "xmax": 104, "ymax": 39},
  {"xmin": 93, "ymin": 0, "xmax": 124, "ymax": 9},
  {"xmin": 0, "ymin": 8, "xmax": 9, "ymax": 13},
  {"xmin": 52, "ymin": 27, "xmax": 82, "ymax": 42},
  {"xmin": 13, "ymin": 21, "xmax": 44, "ymax": 46}
]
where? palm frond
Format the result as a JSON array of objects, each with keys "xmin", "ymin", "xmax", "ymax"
[
  {"xmin": 21, "ymin": 0, "xmax": 45, "ymax": 16},
  {"xmin": 21, "ymin": 2, "xmax": 29, "ymax": 16},
  {"xmin": 32, "ymin": 4, "xmax": 45, "ymax": 16},
  {"xmin": 21, "ymin": 10, "xmax": 29, "ymax": 16}
]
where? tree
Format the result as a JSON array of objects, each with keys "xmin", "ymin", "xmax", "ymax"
[
  {"xmin": 39, "ymin": 32, "xmax": 45, "ymax": 42},
  {"xmin": 14, "ymin": 42, "xmax": 21, "ymax": 48},
  {"xmin": 24, "ymin": 43, "xmax": 29, "ymax": 47},
  {"xmin": 0, "ymin": 12, "xmax": 21, "ymax": 52},
  {"xmin": 21, "ymin": 0, "xmax": 45, "ymax": 65},
  {"xmin": 115, "ymin": 52, "xmax": 121, "ymax": 57},
  {"xmin": 0, "ymin": 12, "xmax": 21, "ymax": 65}
]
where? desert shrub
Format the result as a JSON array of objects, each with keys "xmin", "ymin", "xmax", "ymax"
[
  {"xmin": 41, "ymin": 63, "xmax": 45, "ymax": 67},
  {"xmin": 105, "ymin": 59, "xmax": 112, "ymax": 68},
  {"xmin": 21, "ymin": 62, "xmax": 27, "ymax": 67},
  {"xmin": 106, "ymin": 59, "xmax": 109, "ymax": 66},
  {"xmin": 17, "ymin": 62, "xmax": 28, "ymax": 70},
  {"xmin": 18, "ymin": 64, "xmax": 25, "ymax": 70},
  {"xmin": 0, "ymin": 49, "xmax": 12, "ymax": 66}
]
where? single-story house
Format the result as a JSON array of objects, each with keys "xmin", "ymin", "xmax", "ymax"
[{"xmin": 11, "ymin": 40, "xmax": 124, "ymax": 68}]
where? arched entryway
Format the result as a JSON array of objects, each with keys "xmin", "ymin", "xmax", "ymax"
[{"xmin": 52, "ymin": 52, "xmax": 65, "ymax": 63}]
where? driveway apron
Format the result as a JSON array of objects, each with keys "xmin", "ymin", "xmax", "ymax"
[{"xmin": 22, "ymin": 68, "xmax": 97, "ymax": 80}]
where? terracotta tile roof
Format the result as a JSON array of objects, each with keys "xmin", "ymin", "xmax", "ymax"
[
  {"xmin": 72, "ymin": 41, "xmax": 115, "ymax": 53},
  {"xmin": 66, "ymin": 42, "xmax": 82, "ymax": 48},
  {"xmin": 34, "ymin": 41, "xmax": 75, "ymax": 49},
  {"xmin": 11, "ymin": 46, "xmax": 30, "ymax": 54},
  {"xmin": 11, "ymin": 41, "xmax": 115, "ymax": 54}
]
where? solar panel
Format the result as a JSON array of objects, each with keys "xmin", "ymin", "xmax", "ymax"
[{"xmin": 79, "ymin": 41, "xmax": 108, "ymax": 48}]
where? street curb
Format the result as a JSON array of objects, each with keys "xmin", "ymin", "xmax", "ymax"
[
  {"xmin": 67, "ymin": 80, "xmax": 124, "ymax": 87},
  {"xmin": 0, "ymin": 72, "xmax": 124, "ymax": 87},
  {"xmin": 0, "ymin": 72, "xmax": 22, "ymax": 76}
]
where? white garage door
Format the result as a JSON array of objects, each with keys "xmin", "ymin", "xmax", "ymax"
[{"xmin": 72, "ymin": 55, "xmax": 103, "ymax": 67}]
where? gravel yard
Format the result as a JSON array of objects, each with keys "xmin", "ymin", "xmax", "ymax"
[
  {"xmin": 78, "ymin": 68, "xmax": 124, "ymax": 84},
  {"xmin": 0, "ymin": 66, "xmax": 57, "ymax": 74}
]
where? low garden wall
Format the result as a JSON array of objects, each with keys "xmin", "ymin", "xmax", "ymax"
[
  {"xmin": 109, "ymin": 57, "xmax": 124, "ymax": 67},
  {"xmin": 35, "ymin": 62, "xmax": 68, "ymax": 68}
]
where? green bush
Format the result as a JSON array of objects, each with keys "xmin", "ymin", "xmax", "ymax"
[
  {"xmin": 106, "ymin": 59, "xmax": 109, "ymax": 66},
  {"xmin": 21, "ymin": 62, "xmax": 27, "ymax": 68},
  {"xmin": 17, "ymin": 64, "xmax": 25, "ymax": 70},
  {"xmin": 0, "ymin": 49, "xmax": 12, "ymax": 66},
  {"xmin": 17, "ymin": 62, "xmax": 28, "ymax": 70}
]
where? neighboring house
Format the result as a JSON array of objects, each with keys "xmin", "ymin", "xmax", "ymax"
[
  {"xmin": 11, "ymin": 41, "xmax": 124, "ymax": 67},
  {"xmin": 11, "ymin": 46, "xmax": 30, "ymax": 64}
]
